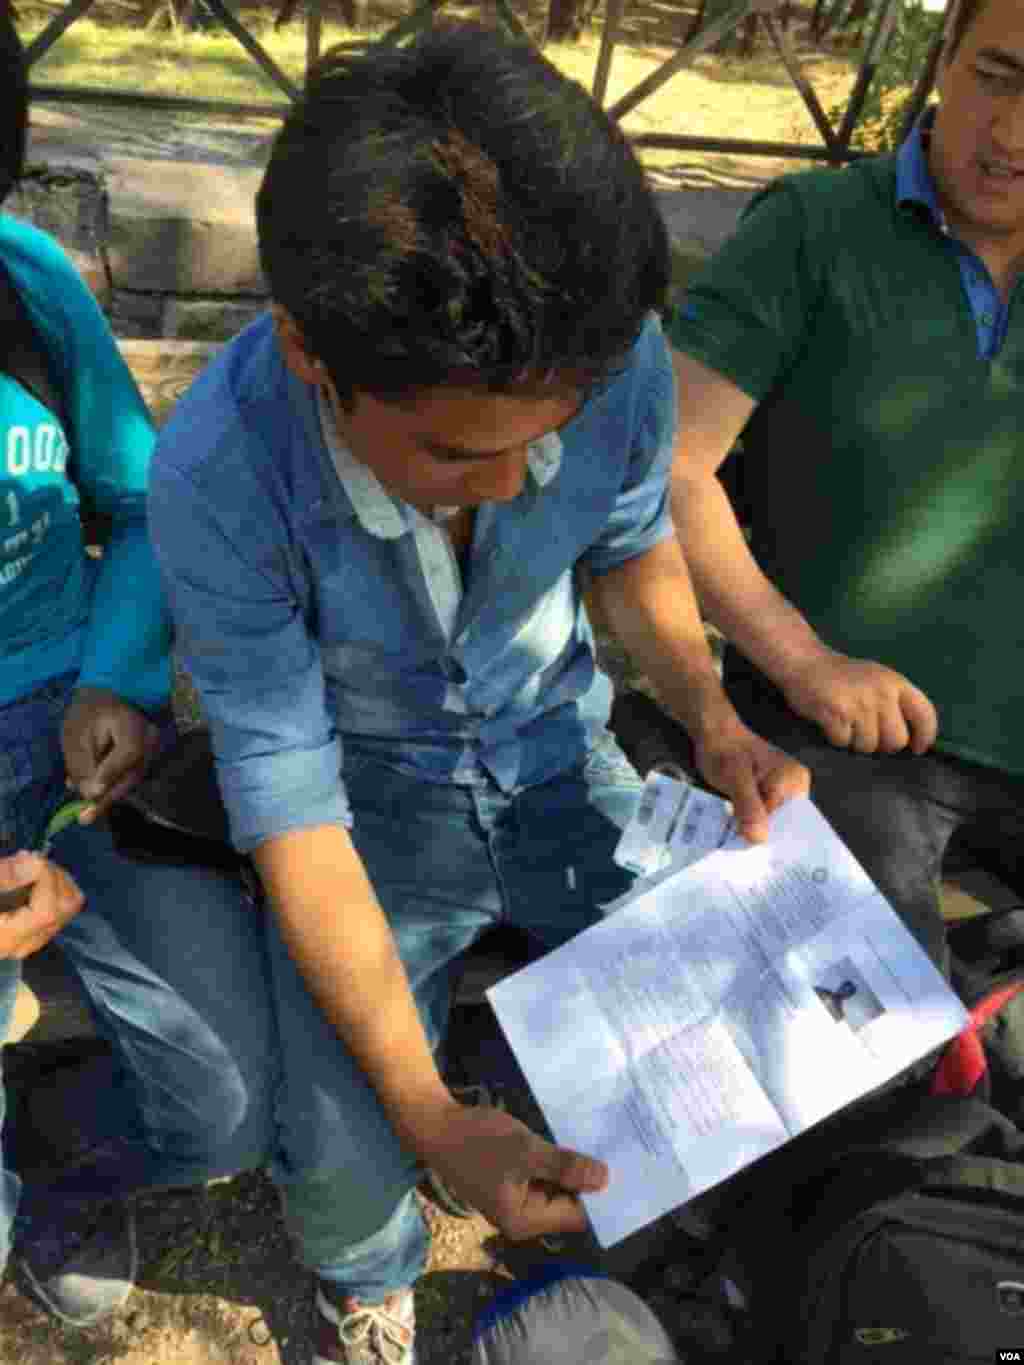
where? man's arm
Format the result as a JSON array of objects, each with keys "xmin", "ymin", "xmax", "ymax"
[
  {"xmin": 252, "ymin": 824, "xmax": 456, "ymax": 1154},
  {"xmin": 582, "ymin": 313, "xmax": 808, "ymax": 840},
  {"xmin": 669, "ymin": 350, "xmax": 938, "ymax": 756},
  {"xmin": 667, "ymin": 351, "xmax": 827, "ymax": 682},
  {"xmin": 253, "ymin": 822, "xmax": 609, "ymax": 1239},
  {"xmin": 586, "ymin": 533, "xmax": 809, "ymax": 843}
]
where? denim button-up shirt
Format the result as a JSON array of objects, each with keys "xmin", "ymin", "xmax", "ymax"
[{"xmin": 149, "ymin": 311, "xmax": 676, "ymax": 855}]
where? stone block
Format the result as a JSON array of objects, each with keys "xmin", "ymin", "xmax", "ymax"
[
  {"xmin": 109, "ymin": 288, "xmax": 167, "ymax": 339},
  {"xmin": 104, "ymin": 157, "xmax": 265, "ymax": 295},
  {"xmin": 654, "ymin": 184, "xmax": 755, "ymax": 257},
  {"xmin": 5, "ymin": 168, "xmax": 111, "ymax": 310},
  {"xmin": 163, "ymin": 297, "xmax": 267, "ymax": 343}
]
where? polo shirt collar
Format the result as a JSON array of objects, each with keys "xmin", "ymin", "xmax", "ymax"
[
  {"xmin": 896, "ymin": 107, "xmax": 949, "ymax": 231},
  {"xmin": 317, "ymin": 385, "xmax": 563, "ymax": 541}
]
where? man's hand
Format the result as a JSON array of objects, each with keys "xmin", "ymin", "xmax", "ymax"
[
  {"xmin": 693, "ymin": 712, "xmax": 811, "ymax": 845},
  {"xmin": 417, "ymin": 1101, "xmax": 609, "ymax": 1242},
  {"xmin": 62, "ymin": 686, "xmax": 162, "ymax": 824},
  {"xmin": 0, "ymin": 851, "xmax": 85, "ymax": 959},
  {"xmin": 776, "ymin": 650, "xmax": 938, "ymax": 756}
]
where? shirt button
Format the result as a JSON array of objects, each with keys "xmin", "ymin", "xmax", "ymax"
[{"xmin": 981, "ymin": 312, "xmax": 994, "ymax": 325}]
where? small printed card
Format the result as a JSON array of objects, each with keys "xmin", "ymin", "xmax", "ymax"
[{"xmin": 614, "ymin": 769, "xmax": 735, "ymax": 879}]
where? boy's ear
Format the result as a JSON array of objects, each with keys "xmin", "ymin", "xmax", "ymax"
[{"xmin": 271, "ymin": 305, "xmax": 327, "ymax": 385}]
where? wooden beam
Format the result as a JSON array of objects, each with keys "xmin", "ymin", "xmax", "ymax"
[
  {"xmin": 760, "ymin": 11, "xmax": 840, "ymax": 159},
  {"xmin": 606, "ymin": 0, "xmax": 756, "ymax": 122},
  {"xmin": 592, "ymin": 0, "xmax": 627, "ymax": 106}
]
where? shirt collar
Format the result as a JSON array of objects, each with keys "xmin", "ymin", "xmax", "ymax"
[
  {"xmin": 317, "ymin": 385, "xmax": 563, "ymax": 541},
  {"xmin": 896, "ymin": 107, "xmax": 949, "ymax": 231}
]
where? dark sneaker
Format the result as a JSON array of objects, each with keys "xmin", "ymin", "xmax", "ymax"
[
  {"xmin": 314, "ymin": 1282, "xmax": 416, "ymax": 1364},
  {"xmin": 13, "ymin": 1198, "xmax": 137, "ymax": 1326}
]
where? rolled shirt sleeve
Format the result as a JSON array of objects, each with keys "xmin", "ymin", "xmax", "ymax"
[
  {"xmin": 666, "ymin": 181, "xmax": 819, "ymax": 404},
  {"xmin": 581, "ymin": 312, "xmax": 678, "ymax": 578},
  {"xmin": 148, "ymin": 451, "xmax": 350, "ymax": 855}
]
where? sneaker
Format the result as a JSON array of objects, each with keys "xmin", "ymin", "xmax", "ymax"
[
  {"xmin": 13, "ymin": 1198, "xmax": 137, "ymax": 1326},
  {"xmin": 313, "ymin": 1282, "xmax": 416, "ymax": 1364}
]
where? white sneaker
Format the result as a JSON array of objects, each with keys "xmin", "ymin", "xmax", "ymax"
[{"xmin": 313, "ymin": 1282, "xmax": 416, "ymax": 1364}]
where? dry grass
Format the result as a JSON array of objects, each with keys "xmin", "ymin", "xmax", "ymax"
[{"xmin": 17, "ymin": 0, "xmax": 864, "ymax": 182}]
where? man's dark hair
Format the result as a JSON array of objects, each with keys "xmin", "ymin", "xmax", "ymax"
[
  {"xmin": 0, "ymin": 0, "xmax": 28, "ymax": 207},
  {"xmin": 256, "ymin": 24, "xmax": 669, "ymax": 407},
  {"xmin": 945, "ymin": 0, "xmax": 987, "ymax": 61}
]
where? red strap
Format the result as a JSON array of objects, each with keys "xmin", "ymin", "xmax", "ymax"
[{"xmin": 931, "ymin": 981, "xmax": 1024, "ymax": 1098}]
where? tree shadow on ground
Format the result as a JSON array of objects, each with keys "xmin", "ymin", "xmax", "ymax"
[{"xmin": 2, "ymin": 1170, "xmax": 513, "ymax": 1364}]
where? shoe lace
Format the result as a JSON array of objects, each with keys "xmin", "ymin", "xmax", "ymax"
[{"xmin": 338, "ymin": 1296, "xmax": 412, "ymax": 1362}]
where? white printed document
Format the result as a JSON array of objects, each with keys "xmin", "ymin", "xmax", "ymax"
[{"xmin": 487, "ymin": 795, "xmax": 969, "ymax": 1248}]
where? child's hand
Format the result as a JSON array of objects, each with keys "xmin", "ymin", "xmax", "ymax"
[
  {"xmin": 0, "ymin": 851, "xmax": 85, "ymax": 959},
  {"xmin": 62, "ymin": 686, "xmax": 162, "ymax": 824}
]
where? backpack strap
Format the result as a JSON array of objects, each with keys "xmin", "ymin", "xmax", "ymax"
[
  {"xmin": 105, "ymin": 728, "xmax": 261, "ymax": 903},
  {"xmin": 950, "ymin": 907, "xmax": 1024, "ymax": 979},
  {"xmin": 854, "ymin": 1094, "xmax": 1024, "ymax": 1160},
  {"xmin": 920, "ymin": 1152, "xmax": 1024, "ymax": 1199},
  {"xmin": 120, "ymin": 727, "xmax": 231, "ymax": 845}
]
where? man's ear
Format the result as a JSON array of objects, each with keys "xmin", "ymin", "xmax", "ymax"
[{"xmin": 271, "ymin": 304, "xmax": 327, "ymax": 386}]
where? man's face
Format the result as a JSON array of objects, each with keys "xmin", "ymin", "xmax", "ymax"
[
  {"xmin": 932, "ymin": 0, "xmax": 1024, "ymax": 246},
  {"xmin": 324, "ymin": 382, "xmax": 581, "ymax": 513}
]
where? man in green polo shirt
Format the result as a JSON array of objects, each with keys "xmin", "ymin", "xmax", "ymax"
[{"xmin": 667, "ymin": 0, "xmax": 1024, "ymax": 972}]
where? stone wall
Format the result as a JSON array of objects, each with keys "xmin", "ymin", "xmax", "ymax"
[
  {"xmin": 10, "ymin": 158, "xmax": 717, "ymax": 345},
  {"xmin": 11, "ymin": 161, "xmax": 268, "ymax": 344}
]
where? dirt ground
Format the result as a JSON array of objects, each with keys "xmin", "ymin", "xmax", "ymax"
[
  {"xmin": 0, "ymin": 8, "xmax": 869, "ymax": 1361},
  {"xmin": 3, "ymin": 1011, "xmax": 720, "ymax": 1365}
]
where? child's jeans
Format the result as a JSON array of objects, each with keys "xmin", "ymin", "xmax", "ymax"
[{"xmin": 0, "ymin": 671, "xmax": 279, "ymax": 1270}]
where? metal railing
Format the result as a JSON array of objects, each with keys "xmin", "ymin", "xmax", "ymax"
[{"xmin": 24, "ymin": 0, "xmax": 950, "ymax": 164}]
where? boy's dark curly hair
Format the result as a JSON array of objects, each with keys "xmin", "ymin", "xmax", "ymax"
[
  {"xmin": 256, "ymin": 24, "xmax": 669, "ymax": 407},
  {"xmin": 0, "ymin": 0, "xmax": 27, "ymax": 207}
]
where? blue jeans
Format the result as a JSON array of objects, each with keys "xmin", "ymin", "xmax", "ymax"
[
  {"xmin": 265, "ymin": 733, "xmax": 642, "ymax": 1300},
  {"xmin": 0, "ymin": 673, "xmax": 278, "ymax": 1270},
  {"xmin": 3, "ymin": 674, "xmax": 642, "ymax": 1300}
]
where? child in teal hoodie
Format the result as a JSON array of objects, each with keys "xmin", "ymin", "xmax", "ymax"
[{"xmin": 0, "ymin": 0, "xmax": 274, "ymax": 1329}]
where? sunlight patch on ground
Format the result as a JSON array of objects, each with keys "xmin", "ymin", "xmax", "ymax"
[{"xmin": 19, "ymin": 8, "xmax": 860, "ymax": 181}]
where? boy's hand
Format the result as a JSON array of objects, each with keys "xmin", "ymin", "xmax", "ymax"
[
  {"xmin": 417, "ymin": 1102, "xmax": 608, "ymax": 1242},
  {"xmin": 62, "ymin": 686, "xmax": 162, "ymax": 824},
  {"xmin": 693, "ymin": 711, "xmax": 810, "ymax": 844},
  {"xmin": 0, "ymin": 851, "xmax": 85, "ymax": 959}
]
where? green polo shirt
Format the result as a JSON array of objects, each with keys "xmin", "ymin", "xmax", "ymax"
[{"xmin": 668, "ymin": 154, "xmax": 1024, "ymax": 778}]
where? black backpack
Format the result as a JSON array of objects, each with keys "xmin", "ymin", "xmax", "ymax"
[
  {"xmin": 655, "ymin": 886, "xmax": 1024, "ymax": 1365},
  {"xmin": 935, "ymin": 909, "xmax": 1024, "ymax": 1128},
  {"xmin": 666, "ymin": 1090, "xmax": 1024, "ymax": 1365},
  {"xmin": 104, "ymin": 725, "xmax": 262, "ymax": 902}
]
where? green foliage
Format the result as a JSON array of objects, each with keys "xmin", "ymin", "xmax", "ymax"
[{"xmin": 832, "ymin": 0, "xmax": 943, "ymax": 152}]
